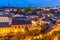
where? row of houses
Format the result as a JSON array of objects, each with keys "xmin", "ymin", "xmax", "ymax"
[{"xmin": 0, "ymin": 14, "xmax": 33, "ymax": 34}]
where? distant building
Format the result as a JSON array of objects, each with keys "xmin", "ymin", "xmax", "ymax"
[
  {"xmin": 0, "ymin": 17, "xmax": 11, "ymax": 27},
  {"xmin": 11, "ymin": 16, "xmax": 32, "ymax": 29},
  {"xmin": 0, "ymin": 15, "xmax": 32, "ymax": 33},
  {"xmin": 0, "ymin": 16, "xmax": 11, "ymax": 34}
]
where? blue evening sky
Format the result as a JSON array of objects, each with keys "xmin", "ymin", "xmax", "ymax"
[{"xmin": 0, "ymin": 0, "xmax": 60, "ymax": 7}]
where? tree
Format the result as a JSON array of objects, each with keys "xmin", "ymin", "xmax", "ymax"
[
  {"xmin": 15, "ymin": 32, "xmax": 25, "ymax": 40},
  {"xmin": 52, "ymin": 31, "xmax": 59, "ymax": 36},
  {"xmin": 40, "ymin": 23, "xmax": 49, "ymax": 33},
  {"xmin": 3, "ymin": 32, "xmax": 14, "ymax": 40},
  {"xmin": 10, "ymin": 36, "xmax": 18, "ymax": 40},
  {"xmin": 42, "ymin": 35, "xmax": 53, "ymax": 40}
]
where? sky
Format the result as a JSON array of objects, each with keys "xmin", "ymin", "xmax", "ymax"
[{"xmin": 0, "ymin": 0, "xmax": 60, "ymax": 7}]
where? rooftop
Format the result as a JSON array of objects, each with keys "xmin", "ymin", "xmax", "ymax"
[{"xmin": 12, "ymin": 17, "xmax": 32, "ymax": 25}]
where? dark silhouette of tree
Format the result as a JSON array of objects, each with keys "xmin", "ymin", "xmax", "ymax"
[{"xmin": 40, "ymin": 23, "xmax": 49, "ymax": 33}]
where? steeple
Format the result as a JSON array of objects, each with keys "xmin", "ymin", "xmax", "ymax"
[{"xmin": 8, "ymin": 0, "xmax": 11, "ymax": 18}]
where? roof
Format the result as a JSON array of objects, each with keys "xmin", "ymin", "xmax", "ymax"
[
  {"xmin": 0, "ymin": 22, "xmax": 11, "ymax": 27},
  {"xmin": 12, "ymin": 17, "xmax": 32, "ymax": 25}
]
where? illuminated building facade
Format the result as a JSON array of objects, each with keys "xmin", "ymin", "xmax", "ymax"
[
  {"xmin": 0, "ymin": 15, "xmax": 32, "ymax": 34},
  {"xmin": 11, "ymin": 16, "xmax": 32, "ymax": 29}
]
